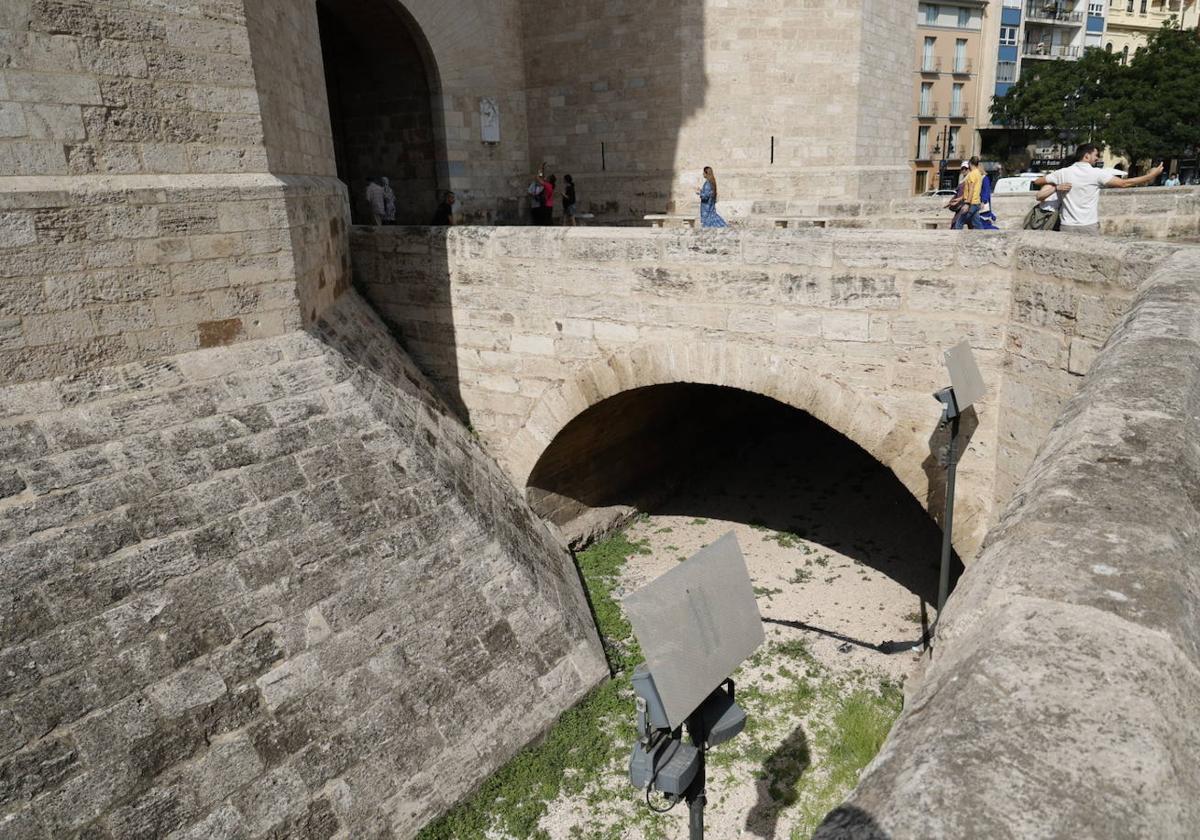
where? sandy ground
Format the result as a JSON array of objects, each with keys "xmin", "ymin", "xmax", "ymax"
[{"xmin": 536, "ymin": 420, "xmax": 951, "ymax": 840}]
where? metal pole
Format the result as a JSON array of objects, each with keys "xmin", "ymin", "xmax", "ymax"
[
  {"xmin": 937, "ymin": 411, "xmax": 960, "ymax": 616},
  {"xmin": 685, "ymin": 713, "xmax": 707, "ymax": 840}
]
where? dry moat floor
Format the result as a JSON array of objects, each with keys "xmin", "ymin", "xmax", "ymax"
[{"xmin": 420, "ymin": 422, "xmax": 947, "ymax": 840}]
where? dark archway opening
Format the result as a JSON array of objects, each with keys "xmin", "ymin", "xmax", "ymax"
[
  {"xmin": 527, "ymin": 383, "xmax": 961, "ymax": 606},
  {"xmin": 316, "ymin": 0, "xmax": 441, "ymax": 225}
]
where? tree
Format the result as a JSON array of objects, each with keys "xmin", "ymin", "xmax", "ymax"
[
  {"xmin": 990, "ymin": 48, "xmax": 1123, "ymax": 143},
  {"xmin": 1101, "ymin": 23, "xmax": 1200, "ymax": 164}
]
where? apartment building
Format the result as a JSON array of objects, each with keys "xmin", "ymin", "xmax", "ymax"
[
  {"xmin": 988, "ymin": 0, "xmax": 1106, "ymax": 99},
  {"xmin": 912, "ymin": 1, "xmax": 992, "ymax": 193},
  {"xmin": 1105, "ymin": 0, "xmax": 1198, "ymax": 62}
]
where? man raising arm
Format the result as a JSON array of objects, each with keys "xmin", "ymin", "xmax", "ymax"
[{"xmin": 1034, "ymin": 144, "xmax": 1163, "ymax": 235}]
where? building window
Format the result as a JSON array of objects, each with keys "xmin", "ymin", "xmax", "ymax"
[
  {"xmin": 999, "ymin": 26, "xmax": 1018, "ymax": 46},
  {"xmin": 925, "ymin": 4, "xmax": 938, "ymax": 24},
  {"xmin": 958, "ymin": 7, "xmax": 971, "ymax": 27},
  {"xmin": 949, "ymin": 126, "xmax": 961, "ymax": 157},
  {"xmin": 951, "ymin": 83, "xmax": 963, "ymax": 114},
  {"xmin": 1089, "ymin": 1, "xmax": 1104, "ymax": 15},
  {"xmin": 1140, "ymin": 0, "xmax": 1148, "ymax": 12},
  {"xmin": 1106, "ymin": 41, "xmax": 1113, "ymax": 52},
  {"xmin": 923, "ymin": 36, "xmax": 937, "ymax": 70},
  {"xmin": 954, "ymin": 38, "xmax": 968, "ymax": 71},
  {"xmin": 916, "ymin": 170, "xmax": 928, "ymax": 194},
  {"xmin": 1003, "ymin": 0, "xmax": 1020, "ymax": 7},
  {"xmin": 1122, "ymin": 45, "xmax": 1129, "ymax": 64},
  {"xmin": 996, "ymin": 60, "xmax": 1016, "ymax": 82},
  {"xmin": 918, "ymin": 125, "xmax": 930, "ymax": 159},
  {"xmin": 1126, "ymin": 0, "xmax": 1134, "ymax": 12},
  {"xmin": 920, "ymin": 82, "xmax": 933, "ymax": 115}
]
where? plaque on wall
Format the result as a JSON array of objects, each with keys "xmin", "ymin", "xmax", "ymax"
[{"xmin": 480, "ymin": 97, "xmax": 500, "ymax": 144}]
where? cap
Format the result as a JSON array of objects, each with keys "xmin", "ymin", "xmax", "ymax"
[{"xmin": 959, "ymin": 161, "xmax": 970, "ymax": 169}]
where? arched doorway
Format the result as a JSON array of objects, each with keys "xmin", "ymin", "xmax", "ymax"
[{"xmin": 316, "ymin": 0, "xmax": 442, "ymax": 225}]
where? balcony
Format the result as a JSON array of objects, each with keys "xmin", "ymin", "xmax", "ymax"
[
  {"xmin": 951, "ymin": 57, "xmax": 973, "ymax": 74},
  {"xmin": 917, "ymin": 104, "xmax": 940, "ymax": 119},
  {"xmin": 1022, "ymin": 42, "xmax": 1081, "ymax": 58},
  {"xmin": 920, "ymin": 57, "xmax": 942, "ymax": 73},
  {"xmin": 949, "ymin": 103, "xmax": 971, "ymax": 120},
  {"xmin": 1025, "ymin": 3, "xmax": 1084, "ymax": 24}
]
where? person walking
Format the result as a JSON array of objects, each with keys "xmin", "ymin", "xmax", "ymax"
[
  {"xmin": 697, "ymin": 166, "xmax": 726, "ymax": 228},
  {"xmin": 951, "ymin": 157, "xmax": 984, "ymax": 230},
  {"xmin": 561, "ymin": 174, "xmax": 578, "ymax": 226},
  {"xmin": 431, "ymin": 191, "xmax": 456, "ymax": 226},
  {"xmin": 1033, "ymin": 144, "xmax": 1163, "ymax": 235},
  {"xmin": 380, "ymin": 177, "xmax": 397, "ymax": 224},
  {"xmin": 365, "ymin": 176, "xmax": 386, "ymax": 226}
]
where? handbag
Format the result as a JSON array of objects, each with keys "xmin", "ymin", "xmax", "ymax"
[{"xmin": 1022, "ymin": 205, "xmax": 1059, "ymax": 231}]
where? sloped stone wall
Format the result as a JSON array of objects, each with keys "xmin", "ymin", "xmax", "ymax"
[{"xmin": 0, "ymin": 292, "xmax": 606, "ymax": 839}]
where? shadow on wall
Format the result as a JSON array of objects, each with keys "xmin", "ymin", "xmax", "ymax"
[
  {"xmin": 527, "ymin": 383, "xmax": 958, "ymax": 607},
  {"xmin": 521, "ymin": 0, "xmax": 707, "ymax": 221},
  {"xmin": 920, "ymin": 405, "xmax": 980, "ymax": 532},
  {"xmin": 350, "ymin": 226, "xmax": 464, "ymax": 417}
]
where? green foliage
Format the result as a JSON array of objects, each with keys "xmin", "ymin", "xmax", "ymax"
[
  {"xmin": 992, "ymin": 24, "xmax": 1200, "ymax": 160},
  {"xmin": 418, "ymin": 532, "xmax": 653, "ymax": 840},
  {"xmin": 789, "ymin": 567, "xmax": 813, "ymax": 585}
]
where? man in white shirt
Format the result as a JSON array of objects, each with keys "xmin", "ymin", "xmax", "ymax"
[{"xmin": 1034, "ymin": 144, "xmax": 1163, "ymax": 235}]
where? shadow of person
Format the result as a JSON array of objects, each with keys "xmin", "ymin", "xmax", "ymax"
[
  {"xmin": 745, "ymin": 725, "xmax": 811, "ymax": 838},
  {"xmin": 812, "ymin": 803, "xmax": 892, "ymax": 839}
]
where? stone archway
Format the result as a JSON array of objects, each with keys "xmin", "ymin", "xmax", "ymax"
[
  {"xmin": 316, "ymin": 0, "xmax": 443, "ymax": 224},
  {"xmin": 507, "ymin": 343, "xmax": 986, "ymax": 559}
]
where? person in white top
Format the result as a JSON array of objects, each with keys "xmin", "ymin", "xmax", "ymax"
[{"xmin": 1033, "ymin": 144, "xmax": 1163, "ymax": 235}]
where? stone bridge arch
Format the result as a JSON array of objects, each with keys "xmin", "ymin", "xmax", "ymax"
[{"xmin": 507, "ymin": 343, "xmax": 981, "ymax": 559}]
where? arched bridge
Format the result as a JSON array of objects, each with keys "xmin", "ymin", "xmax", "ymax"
[{"xmin": 351, "ymin": 225, "xmax": 1189, "ymax": 560}]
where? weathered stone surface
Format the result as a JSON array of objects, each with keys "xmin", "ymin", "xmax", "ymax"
[
  {"xmin": 354, "ymin": 227, "xmax": 1183, "ymax": 558},
  {"xmin": 816, "ymin": 248, "xmax": 1200, "ymax": 838},
  {"xmin": 0, "ymin": 292, "xmax": 606, "ymax": 839}
]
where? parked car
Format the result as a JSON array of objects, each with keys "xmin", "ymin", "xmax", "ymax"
[{"xmin": 923, "ymin": 188, "xmax": 958, "ymax": 197}]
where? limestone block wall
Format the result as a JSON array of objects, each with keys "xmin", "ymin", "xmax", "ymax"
[
  {"xmin": 522, "ymin": 0, "xmax": 914, "ymax": 220},
  {"xmin": 0, "ymin": 291, "xmax": 606, "ymax": 840},
  {"xmin": 352, "ymin": 227, "xmax": 1188, "ymax": 559},
  {"xmin": 816, "ymin": 246, "xmax": 1200, "ymax": 839},
  {"xmin": 0, "ymin": 0, "xmax": 352, "ymax": 385}
]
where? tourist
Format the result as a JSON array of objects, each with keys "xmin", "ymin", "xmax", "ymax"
[
  {"xmin": 431, "ymin": 191, "xmax": 456, "ymax": 226},
  {"xmin": 365, "ymin": 176, "xmax": 386, "ymax": 226},
  {"xmin": 951, "ymin": 157, "xmax": 984, "ymax": 230},
  {"xmin": 561, "ymin": 174, "xmax": 578, "ymax": 226},
  {"xmin": 380, "ymin": 177, "xmax": 397, "ymax": 224},
  {"xmin": 697, "ymin": 166, "xmax": 726, "ymax": 228},
  {"xmin": 1033, "ymin": 144, "xmax": 1163, "ymax": 236},
  {"xmin": 945, "ymin": 162, "xmax": 969, "ymax": 227},
  {"xmin": 527, "ymin": 177, "xmax": 545, "ymax": 224},
  {"xmin": 529, "ymin": 167, "xmax": 555, "ymax": 225},
  {"xmin": 1164, "ymin": 172, "xmax": 1181, "ymax": 188}
]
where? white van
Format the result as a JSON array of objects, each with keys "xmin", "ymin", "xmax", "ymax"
[{"xmin": 993, "ymin": 173, "xmax": 1042, "ymax": 194}]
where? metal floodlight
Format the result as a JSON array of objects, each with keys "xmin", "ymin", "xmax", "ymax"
[
  {"xmin": 932, "ymin": 341, "xmax": 987, "ymax": 620},
  {"xmin": 623, "ymin": 532, "xmax": 764, "ymax": 729},
  {"xmin": 623, "ymin": 532, "xmax": 762, "ymax": 839}
]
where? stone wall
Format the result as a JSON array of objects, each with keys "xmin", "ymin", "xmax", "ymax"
[
  {"xmin": 0, "ymin": 0, "xmax": 351, "ymax": 386},
  {"xmin": 815, "ymin": 246, "xmax": 1200, "ymax": 839},
  {"xmin": 352, "ymin": 227, "xmax": 1183, "ymax": 559},
  {"xmin": 0, "ymin": 291, "xmax": 607, "ymax": 840},
  {"xmin": 523, "ymin": 0, "xmax": 914, "ymax": 220}
]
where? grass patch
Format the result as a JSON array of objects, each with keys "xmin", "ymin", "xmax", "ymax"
[
  {"xmin": 789, "ymin": 567, "xmax": 813, "ymax": 585},
  {"xmin": 417, "ymin": 531, "xmax": 652, "ymax": 840}
]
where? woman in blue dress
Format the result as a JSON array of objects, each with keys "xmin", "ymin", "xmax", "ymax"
[{"xmin": 697, "ymin": 166, "xmax": 727, "ymax": 228}]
